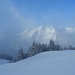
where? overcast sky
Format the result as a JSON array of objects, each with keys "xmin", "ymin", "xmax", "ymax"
[{"xmin": 0, "ymin": 0, "xmax": 75, "ymax": 54}]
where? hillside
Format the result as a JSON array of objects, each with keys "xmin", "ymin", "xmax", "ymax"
[
  {"xmin": 0, "ymin": 50, "xmax": 75, "ymax": 75},
  {"xmin": 0, "ymin": 59, "xmax": 9, "ymax": 65}
]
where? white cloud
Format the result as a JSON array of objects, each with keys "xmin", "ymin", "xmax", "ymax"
[
  {"xmin": 66, "ymin": 27, "xmax": 75, "ymax": 33},
  {"xmin": 55, "ymin": 27, "xmax": 75, "ymax": 46},
  {"xmin": 9, "ymin": 6, "xmax": 36, "ymax": 29},
  {"xmin": 9, "ymin": 7, "xmax": 26, "ymax": 25},
  {"xmin": 19, "ymin": 26, "xmax": 56, "ymax": 44},
  {"xmin": 1, "ymin": 0, "xmax": 75, "ymax": 53},
  {"xmin": 19, "ymin": 26, "xmax": 75, "ymax": 46}
]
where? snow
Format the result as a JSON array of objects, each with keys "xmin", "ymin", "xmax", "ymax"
[
  {"xmin": 0, "ymin": 50, "xmax": 75, "ymax": 75},
  {"xmin": 19, "ymin": 26, "xmax": 56, "ymax": 43},
  {"xmin": 0, "ymin": 59, "xmax": 9, "ymax": 65}
]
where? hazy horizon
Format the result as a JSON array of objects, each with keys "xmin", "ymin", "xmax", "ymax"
[{"xmin": 0, "ymin": 0, "xmax": 75, "ymax": 55}]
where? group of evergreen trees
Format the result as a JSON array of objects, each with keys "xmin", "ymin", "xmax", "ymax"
[
  {"xmin": 18, "ymin": 39, "xmax": 62, "ymax": 60},
  {"xmin": 63, "ymin": 45, "xmax": 75, "ymax": 50},
  {"xmin": 0, "ymin": 39, "xmax": 75, "ymax": 62},
  {"xmin": 18, "ymin": 48, "xmax": 27, "ymax": 61},
  {"xmin": 18, "ymin": 39, "xmax": 75, "ymax": 61},
  {"xmin": 27, "ymin": 39, "xmax": 62, "ymax": 57},
  {"xmin": 0, "ymin": 53, "xmax": 13, "ymax": 63}
]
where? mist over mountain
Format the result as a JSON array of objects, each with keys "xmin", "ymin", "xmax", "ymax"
[
  {"xmin": 0, "ymin": 1, "xmax": 75, "ymax": 75},
  {"xmin": 19, "ymin": 26, "xmax": 56, "ymax": 43},
  {"xmin": 0, "ymin": 0, "xmax": 75, "ymax": 56},
  {"xmin": 0, "ymin": 25, "xmax": 75, "ymax": 56}
]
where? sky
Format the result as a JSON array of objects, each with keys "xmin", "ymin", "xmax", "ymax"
[
  {"xmin": 0, "ymin": 0, "xmax": 75, "ymax": 55},
  {"xmin": 10, "ymin": 0, "xmax": 75, "ymax": 28},
  {"xmin": 0, "ymin": 0, "xmax": 75, "ymax": 28}
]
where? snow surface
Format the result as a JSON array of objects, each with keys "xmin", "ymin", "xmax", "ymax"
[
  {"xmin": 0, "ymin": 50, "xmax": 75, "ymax": 75},
  {"xmin": 0, "ymin": 59, "xmax": 9, "ymax": 65}
]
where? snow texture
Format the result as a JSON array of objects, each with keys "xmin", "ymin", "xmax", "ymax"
[
  {"xmin": 0, "ymin": 50, "xmax": 75, "ymax": 75},
  {"xmin": 0, "ymin": 59, "xmax": 9, "ymax": 65}
]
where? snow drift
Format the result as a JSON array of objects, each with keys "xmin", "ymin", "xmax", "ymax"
[{"xmin": 0, "ymin": 50, "xmax": 75, "ymax": 75}]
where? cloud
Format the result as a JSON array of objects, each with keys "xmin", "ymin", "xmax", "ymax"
[
  {"xmin": 19, "ymin": 26, "xmax": 75, "ymax": 47},
  {"xmin": 19, "ymin": 26, "xmax": 56, "ymax": 44},
  {"xmin": 66, "ymin": 27, "xmax": 75, "ymax": 33},
  {"xmin": 0, "ymin": 0, "xmax": 35, "ymax": 30},
  {"xmin": 9, "ymin": 7, "xmax": 26, "ymax": 27},
  {"xmin": 55, "ymin": 27, "xmax": 75, "ymax": 46},
  {"xmin": 0, "ymin": 0, "xmax": 75, "ymax": 55}
]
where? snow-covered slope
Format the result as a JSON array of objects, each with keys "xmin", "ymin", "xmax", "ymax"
[
  {"xmin": 0, "ymin": 50, "xmax": 75, "ymax": 75},
  {"xmin": 0, "ymin": 59, "xmax": 9, "ymax": 65}
]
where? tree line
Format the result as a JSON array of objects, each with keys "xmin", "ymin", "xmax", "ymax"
[
  {"xmin": 0, "ymin": 39, "xmax": 75, "ymax": 62},
  {"xmin": 0, "ymin": 53, "xmax": 13, "ymax": 63},
  {"xmin": 18, "ymin": 39, "xmax": 75, "ymax": 61}
]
